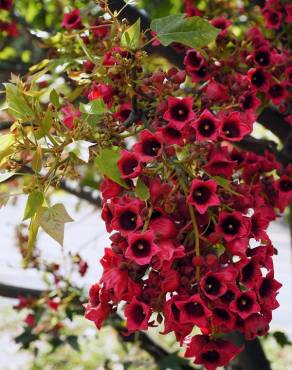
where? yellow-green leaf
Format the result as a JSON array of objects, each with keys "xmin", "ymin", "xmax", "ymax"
[
  {"xmin": 31, "ymin": 147, "xmax": 43, "ymax": 172},
  {"xmin": 4, "ymin": 83, "xmax": 34, "ymax": 120},
  {"xmin": 39, "ymin": 204, "xmax": 74, "ymax": 246},
  {"xmin": 135, "ymin": 178, "xmax": 150, "ymax": 201},
  {"xmin": 23, "ymin": 191, "xmax": 44, "ymax": 221},
  {"xmin": 121, "ymin": 18, "xmax": 141, "ymax": 50},
  {"xmin": 0, "ymin": 134, "xmax": 15, "ymax": 162}
]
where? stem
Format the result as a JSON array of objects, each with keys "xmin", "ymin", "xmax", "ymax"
[{"xmin": 179, "ymin": 175, "xmax": 201, "ymax": 280}]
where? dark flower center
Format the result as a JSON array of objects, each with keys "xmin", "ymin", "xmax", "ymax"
[
  {"xmin": 196, "ymin": 66, "xmax": 208, "ymax": 78},
  {"xmin": 259, "ymin": 279, "xmax": 272, "ymax": 297},
  {"xmin": 142, "ymin": 139, "xmax": 161, "ymax": 157},
  {"xmin": 68, "ymin": 14, "xmax": 79, "ymax": 24},
  {"xmin": 132, "ymin": 239, "xmax": 151, "ymax": 258},
  {"xmin": 185, "ymin": 301, "xmax": 204, "ymax": 317},
  {"xmin": 170, "ymin": 103, "xmax": 190, "ymax": 121},
  {"xmin": 222, "ymin": 120, "xmax": 240, "ymax": 138},
  {"xmin": 187, "ymin": 52, "xmax": 203, "ymax": 68},
  {"xmin": 171, "ymin": 303, "xmax": 180, "ymax": 321},
  {"xmin": 241, "ymin": 94, "xmax": 253, "ymax": 109},
  {"xmin": 165, "ymin": 126, "xmax": 182, "ymax": 139},
  {"xmin": 122, "ymin": 158, "xmax": 138, "ymax": 175},
  {"xmin": 255, "ymin": 51, "xmax": 270, "ymax": 66},
  {"xmin": 214, "ymin": 308, "xmax": 230, "ymax": 321},
  {"xmin": 221, "ymin": 289, "xmax": 236, "ymax": 303},
  {"xmin": 279, "ymin": 179, "xmax": 292, "ymax": 192},
  {"xmin": 242, "ymin": 262, "xmax": 255, "ymax": 283},
  {"xmin": 198, "ymin": 118, "xmax": 216, "ymax": 137},
  {"xmin": 251, "ymin": 70, "xmax": 265, "ymax": 87},
  {"xmin": 204, "ymin": 276, "xmax": 221, "ymax": 295},
  {"xmin": 192, "ymin": 185, "xmax": 211, "ymax": 205},
  {"xmin": 201, "ymin": 350, "xmax": 220, "ymax": 363},
  {"xmin": 268, "ymin": 12, "xmax": 279, "ymax": 25},
  {"xmin": 221, "ymin": 216, "xmax": 241, "ymax": 235},
  {"xmin": 120, "ymin": 210, "xmax": 137, "ymax": 230},
  {"xmin": 269, "ymin": 84, "xmax": 284, "ymax": 98},
  {"xmin": 120, "ymin": 108, "xmax": 131, "ymax": 120},
  {"xmin": 132, "ymin": 304, "xmax": 146, "ymax": 324},
  {"xmin": 237, "ymin": 295, "xmax": 253, "ymax": 311}
]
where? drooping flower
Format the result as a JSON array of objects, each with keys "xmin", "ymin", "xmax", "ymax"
[
  {"xmin": 163, "ymin": 96, "xmax": 195, "ymax": 126},
  {"xmin": 62, "ymin": 9, "xmax": 83, "ymax": 30},
  {"xmin": 187, "ymin": 179, "xmax": 220, "ymax": 214}
]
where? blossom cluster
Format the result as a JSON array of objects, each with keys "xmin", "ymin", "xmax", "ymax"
[{"xmin": 57, "ymin": 2, "xmax": 292, "ymax": 369}]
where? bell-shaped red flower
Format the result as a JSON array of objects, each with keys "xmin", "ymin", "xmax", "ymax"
[
  {"xmin": 187, "ymin": 179, "xmax": 220, "ymax": 214},
  {"xmin": 125, "ymin": 230, "xmax": 159, "ymax": 265}
]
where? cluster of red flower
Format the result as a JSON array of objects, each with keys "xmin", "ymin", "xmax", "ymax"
[{"xmin": 58, "ymin": 2, "xmax": 292, "ymax": 369}]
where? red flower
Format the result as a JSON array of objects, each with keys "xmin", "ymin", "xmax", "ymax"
[
  {"xmin": 200, "ymin": 271, "xmax": 232, "ymax": 300},
  {"xmin": 184, "ymin": 49, "xmax": 205, "ymax": 71},
  {"xmin": 24, "ymin": 314, "xmax": 35, "ymax": 327},
  {"xmin": 0, "ymin": 0, "xmax": 13, "ymax": 10},
  {"xmin": 204, "ymin": 148, "xmax": 235, "ymax": 178},
  {"xmin": 188, "ymin": 65, "xmax": 209, "ymax": 82},
  {"xmin": 191, "ymin": 109, "xmax": 220, "ymax": 142},
  {"xmin": 185, "ymin": 335, "xmax": 242, "ymax": 370},
  {"xmin": 213, "ymin": 305, "xmax": 236, "ymax": 333},
  {"xmin": 91, "ymin": 18, "xmax": 110, "ymax": 38},
  {"xmin": 216, "ymin": 211, "xmax": 250, "ymax": 242},
  {"xmin": 263, "ymin": 8, "xmax": 282, "ymax": 30},
  {"xmin": 247, "ymin": 68, "xmax": 270, "ymax": 91},
  {"xmin": 230, "ymin": 290, "xmax": 260, "ymax": 319},
  {"xmin": 163, "ymin": 97, "xmax": 195, "ymax": 126},
  {"xmin": 0, "ymin": 21, "xmax": 18, "ymax": 37},
  {"xmin": 203, "ymin": 80, "xmax": 229, "ymax": 102},
  {"xmin": 285, "ymin": 4, "xmax": 292, "ymax": 23},
  {"xmin": 267, "ymin": 83, "xmax": 288, "ymax": 105},
  {"xmin": 88, "ymin": 82, "xmax": 113, "ymax": 108},
  {"xmin": 100, "ymin": 177, "xmax": 122, "ymax": 201},
  {"xmin": 239, "ymin": 91, "xmax": 261, "ymax": 111},
  {"xmin": 175, "ymin": 294, "xmax": 212, "ymax": 328},
  {"xmin": 160, "ymin": 122, "xmax": 185, "ymax": 146},
  {"xmin": 117, "ymin": 150, "xmax": 142, "ymax": 179},
  {"xmin": 219, "ymin": 111, "xmax": 251, "ymax": 142},
  {"xmin": 253, "ymin": 46, "xmax": 274, "ymax": 68},
  {"xmin": 85, "ymin": 284, "xmax": 112, "ymax": 329},
  {"xmin": 124, "ymin": 297, "xmax": 151, "ymax": 332},
  {"xmin": 133, "ymin": 130, "xmax": 163, "ymax": 162},
  {"xmin": 125, "ymin": 230, "xmax": 158, "ymax": 265},
  {"xmin": 257, "ymin": 272, "xmax": 282, "ymax": 310},
  {"xmin": 62, "ymin": 9, "xmax": 83, "ymax": 30},
  {"xmin": 61, "ymin": 104, "xmax": 81, "ymax": 130},
  {"xmin": 114, "ymin": 102, "xmax": 132, "ymax": 123},
  {"xmin": 111, "ymin": 198, "xmax": 143, "ymax": 236},
  {"xmin": 187, "ymin": 179, "xmax": 219, "ymax": 214},
  {"xmin": 211, "ymin": 16, "xmax": 232, "ymax": 37}
]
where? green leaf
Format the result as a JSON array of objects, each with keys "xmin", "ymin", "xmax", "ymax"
[
  {"xmin": 214, "ymin": 176, "xmax": 243, "ymax": 197},
  {"xmin": 0, "ymin": 170, "xmax": 15, "ymax": 183},
  {"xmin": 67, "ymin": 335, "xmax": 80, "ymax": 352},
  {"xmin": 273, "ymin": 331, "xmax": 292, "ymax": 347},
  {"xmin": 150, "ymin": 14, "xmax": 219, "ymax": 48},
  {"xmin": 121, "ymin": 18, "xmax": 141, "ymax": 50},
  {"xmin": 4, "ymin": 83, "xmax": 34, "ymax": 120},
  {"xmin": 0, "ymin": 134, "xmax": 15, "ymax": 162},
  {"xmin": 23, "ymin": 191, "xmax": 44, "ymax": 221},
  {"xmin": 31, "ymin": 147, "xmax": 43, "ymax": 172},
  {"xmin": 135, "ymin": 178, "xmax": 150, "ymax": 201},
  {"xmin": 63, "ymin": 140, "xmax": 95, "ymax": 163},
  {"xmin": 80, "ymin": 99, "xmax": 107, "ymax": 115},
  {"xmin": 35, "ymin": 110, "xmax": 54, "ymax": 139},
  {"xmin": 49, "ymin": 89, "xmax": 60, "ymax": 108},
  {"xmin": 24, "ymin": 215, "xmax": 40, "ymax": 267},
  {"xmin": 95, "ymin": 147, "xmax": 128, "ymax": 188},
  {"xmin": 39, "ymin": 204, "xmax": 74, "ymax": 246}
]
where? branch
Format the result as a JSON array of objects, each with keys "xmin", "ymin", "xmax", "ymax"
[
  {"xmin": 257, "ymin": 107, "xmax": 291, "ymax": 143},
  {"xmin": 235, "ymin": 135, "xmax": 278, "ymax": 157}
]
